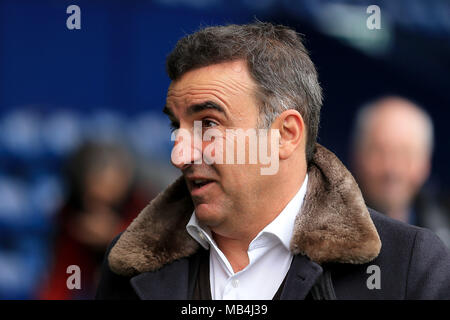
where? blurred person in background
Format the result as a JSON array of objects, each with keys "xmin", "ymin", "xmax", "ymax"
[
  {"xmin": 351, "ymin": 96, "xmax": 450, "ymax": 247},
  {"xmin": 38, "ymin": 142, "xmax": 151, "ymax": 299}
]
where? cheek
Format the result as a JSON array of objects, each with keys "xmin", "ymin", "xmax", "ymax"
[
  {"xmin": 358, "ymin": 157, "xmax": 378, "ymax": 180},
  {"xmin": 216, "ymin": 163, "xmax": 260, "ymax": 192},
  {"xmin": 365, "ymin": 153, "xmax": 388, "ymax": 177},
  {"xmin": 407, "ymin": 160, "xmax": 429, "ymax": 185}
]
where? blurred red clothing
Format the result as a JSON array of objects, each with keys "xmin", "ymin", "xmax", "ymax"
[{"xmin": 38, "ymin": 189, "xmax": 150, "ymax": 300}]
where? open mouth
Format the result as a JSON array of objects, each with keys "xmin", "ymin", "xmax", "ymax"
[{"xmin": 192, "ymin": 179, "xmax": 214, "ymax": 189}]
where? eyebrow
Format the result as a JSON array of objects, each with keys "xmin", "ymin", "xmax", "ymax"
[
  {"xmin": 163, "ymin": 101, "xmax": 228, "ymax": 120},
  {"xmin": 186, "ymin": 101, "xmax": 226, "ymax": 117}
]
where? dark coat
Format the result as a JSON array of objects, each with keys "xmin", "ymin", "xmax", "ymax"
[{"xmin": 96, "ymin": 144, "xmax": 450, "ymax": 300}]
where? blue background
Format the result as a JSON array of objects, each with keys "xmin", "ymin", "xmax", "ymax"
[{"xmin": 0, "ymin": 0, "xmax": 449, "ymax": 298}]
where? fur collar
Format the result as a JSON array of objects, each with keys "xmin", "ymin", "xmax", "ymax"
[{"xmin": 109, "ymin": 144, "xmax": 381, "ymax": 276}]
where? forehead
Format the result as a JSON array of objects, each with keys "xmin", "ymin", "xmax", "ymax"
[
  {"xmin": 166, "ymin": 60, "xmax": 256, "ymax": 110},
  {"xmin": 365, "ymin": 104, "xmax": 429, "ymax": 149}
]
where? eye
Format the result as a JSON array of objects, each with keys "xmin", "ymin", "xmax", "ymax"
[{"xmin": 202, "ymin": 119, "xmax": 218, "ymax": 128}]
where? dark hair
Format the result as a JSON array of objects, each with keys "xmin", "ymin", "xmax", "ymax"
[
  {"xmin": 63, "ymin": 142, "xmax": 133, "ymax": 212},
  {"xmin": 166, "ymin": 22, "xmax": 323, "ymax": 163}
]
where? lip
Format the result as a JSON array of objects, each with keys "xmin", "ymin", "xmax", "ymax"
[
  {"xmin": 186, "ymin": 177, "xmax": 216, "ymax": 196},
  {"xmin": 190, "ymin": 181, "xmax": 216, "ymax": 196}
]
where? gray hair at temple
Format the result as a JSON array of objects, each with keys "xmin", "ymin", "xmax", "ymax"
[
  {"xmin": 166, "ymin": 22, "xmax": 323, "ymax": 164},
  {"xmin": 352, "ymin": 96, "xmax": 434, "ymax": 155}
]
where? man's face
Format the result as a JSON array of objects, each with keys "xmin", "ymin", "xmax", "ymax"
[
  {"xmin": 354, "ymin": 103, "xmax": 431, "ymax": 214},
  {"xmin": 165, "ymin": 60, "xmax": 271, "ymax": 236}
]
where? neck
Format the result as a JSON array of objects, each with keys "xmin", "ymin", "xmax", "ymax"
[{"xmin": 212, "ymin": 232, "xmax": 251, "ymax": 273}]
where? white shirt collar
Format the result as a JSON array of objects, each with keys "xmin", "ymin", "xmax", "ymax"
[{"xmin": 186, "ymin": 174, "xmax": 308, "ymax": 252}]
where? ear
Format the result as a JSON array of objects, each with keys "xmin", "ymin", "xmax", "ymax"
[
  {"xmin": 273, "ymin": 110, "xmax": 305, "ymax": 160},
  {"xmin": 417, "ymin": 155, "xmax": 431, "ymax": 186}
]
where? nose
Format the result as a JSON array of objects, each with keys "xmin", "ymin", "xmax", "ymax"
[{"xmin": 170, "ymin": 127, "xmax": 203, "ymax": 170}]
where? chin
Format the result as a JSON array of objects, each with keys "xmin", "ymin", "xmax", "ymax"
[{"xmin": 194, "ymin": 203, "xmax": 223, "ymax": 227}]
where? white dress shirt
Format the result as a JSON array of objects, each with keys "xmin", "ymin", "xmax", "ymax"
[{"xmin": 186, "ymin": 174, "xmax": 308, "ymax": 300}]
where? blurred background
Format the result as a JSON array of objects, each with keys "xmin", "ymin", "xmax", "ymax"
[{"xmin": 0, "ymin": 0, "xmax": 449, "ymax": 299}]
